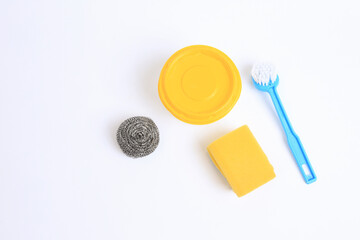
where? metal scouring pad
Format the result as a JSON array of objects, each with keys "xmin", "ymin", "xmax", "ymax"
[{"xmin": 116, "ymin": 116, "xmax": 159, "ymax": 158}]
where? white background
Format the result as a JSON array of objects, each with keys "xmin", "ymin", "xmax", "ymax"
[{"xmin": 1, "ymin": 1, "xmax": 359, "ymax": 240}]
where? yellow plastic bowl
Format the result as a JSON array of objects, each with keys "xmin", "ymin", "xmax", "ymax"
[{"xmin": 158, "ymin": 45, "xmax": 241, "ymax": 125}]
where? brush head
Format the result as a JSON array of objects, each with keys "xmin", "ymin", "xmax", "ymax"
[{"xmin": 251, "ymin": 63, "xmax": 279, "ymax": 91}]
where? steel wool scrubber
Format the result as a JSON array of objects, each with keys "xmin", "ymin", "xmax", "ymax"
[{"xmin": 117, "ymin": 116, "xmax": 159, "ymax": 158}]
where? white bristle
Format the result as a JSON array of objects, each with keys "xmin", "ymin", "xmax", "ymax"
[{"xmin": 251, "ymin": 63, "xmax": 278, "ymax": 85}]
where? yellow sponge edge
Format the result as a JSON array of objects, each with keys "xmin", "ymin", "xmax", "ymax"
[{"xmin": 207, "ymin": 125, "xmax": 275, "ymax": 197}]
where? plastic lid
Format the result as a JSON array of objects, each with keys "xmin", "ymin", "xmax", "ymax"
[{"xmin": 158, "ymin": 45, "xmax": 241, "ymax": 124}]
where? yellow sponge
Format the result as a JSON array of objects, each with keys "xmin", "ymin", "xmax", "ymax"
[{"xmin": 207, "ymin": 125, "xmax": 275, "ymax": 197}]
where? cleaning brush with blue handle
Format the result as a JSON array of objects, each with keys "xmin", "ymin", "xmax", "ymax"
[{"xmin": 251, "ymin": 63, "xmax": 316, "ymax": 184}]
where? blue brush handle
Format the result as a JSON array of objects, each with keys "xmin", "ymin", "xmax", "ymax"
[{"xmin": 268, "ymin": 87, "xmax": 317, "ymax": 184}]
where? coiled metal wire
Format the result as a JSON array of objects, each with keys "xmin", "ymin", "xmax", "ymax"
[{"xmin": 117, "ymin": 116, "xmax": 159, "ymax": 158}]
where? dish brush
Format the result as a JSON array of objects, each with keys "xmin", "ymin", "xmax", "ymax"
[{"xmin": 251, "ymin": 63, "xmax": 316, "ymax": 184}]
